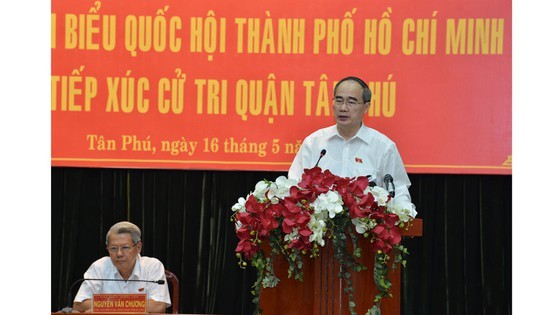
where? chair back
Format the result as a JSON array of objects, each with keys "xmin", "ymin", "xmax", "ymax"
[{"xmin": 165, "ymin": 270, "xmax": 180, "ymax": 314}]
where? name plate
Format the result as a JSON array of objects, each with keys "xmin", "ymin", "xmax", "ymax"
[{"xmin": 92, "ymin": 293, "xmax": 147, "ymax": 313}]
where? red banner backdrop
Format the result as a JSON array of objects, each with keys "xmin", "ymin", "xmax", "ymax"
[{"xmin": 51, "ymin": 0, "xmax": 511, "ymax": 174}]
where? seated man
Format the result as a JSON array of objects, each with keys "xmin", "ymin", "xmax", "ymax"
[{"xmin": 73, "ymin": 221, "xmax": 171, "ymax": 313}]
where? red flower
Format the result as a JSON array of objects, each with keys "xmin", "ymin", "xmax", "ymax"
[
  {"xmin": 235, "ymin": 238, "xmax": 258, "ymax": 259},
  {"xmin": 372, "ymin": 238, "xmax": 392, "ymax": 254},
  {"xmin": 287, "ymin": 226, "xmax": 313, "ymax": 251},
  {"xmin": 245, "ymin": 195, "xmax": 265, "ymax": 214},
  {"xmin": 288, "ymin": 187, "xmax": 314, "ymax": 205},
  {"xmin": 281, "ymin": 202, "xmax": 311, "ymax": 235},
  {"xmin": 299, "ymin": 167, "xmax": 338, "ymax": 196},
  {"xmin": 384, "ymin": 213, "xmax": 399, "ymax": 227},
  {"xmin": 282, "ymin": 217, "xmax": 297, "ymax": 234},
  {"xmin": 370, "ymin": 218, "xmax": 403, "ymax": 253},
  {"xmin": 387, "ymin": 225, "xmax": 402, "ymax": 245},
  {"xmin": 234, "ymin": 226, "xmax": 258, "ymax": 259}
]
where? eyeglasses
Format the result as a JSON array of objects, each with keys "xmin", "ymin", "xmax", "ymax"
[
  {"xmin": 107, "ymin": 243, "xmax": 137, "ymax": 254},
  {"xmin": 333, "ymin": 97, "xmax": 364, "ymax": 108}
]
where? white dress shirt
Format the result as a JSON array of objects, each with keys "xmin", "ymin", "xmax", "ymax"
[
  {"xmin": 288, "ymin": 124, "xmax": 412, "ymax": 203},
  {"xmin": 74, "ymin": 255, "xmax": 171, "ymax": 307}
]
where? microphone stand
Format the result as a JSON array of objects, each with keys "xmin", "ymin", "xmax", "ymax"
[
  {"xmin": 60, "ymin": 278, "xmax": 87, "ymax": 314},
  {"xmin": 314, "ymin": 149, "xmax": 327, "ymax": 168}
]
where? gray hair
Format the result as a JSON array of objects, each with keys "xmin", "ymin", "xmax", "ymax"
[{"xmin": 106, "ymin": 221, "xmax": 142, "ymax": 245}]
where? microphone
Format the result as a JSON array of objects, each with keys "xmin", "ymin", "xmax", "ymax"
[
  {"xmin": 366, "ymin": 175, "xmax": 376, "ymax": 188},
  {"xmin": 383, "ymin": 174, "xmax": 395, "ymax": 197},
  {"xmin": 61, "ymin": 277, "xmax": 165, "ymax": 313},
  {"xmin": 314, "ymin": 149, "xmax": 327, "ymax": 167}
]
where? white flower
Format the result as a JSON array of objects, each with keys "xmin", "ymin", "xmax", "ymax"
[
  {"xmin": 308, "ymin": 215, "xmax": 327, "ymax": 247},
  {"xmin": 311, "ymin": 190, "xmax": 344, "ymax": 218},
  {"xmin": 253, "ymin": 180, "xmax": 270, "ymax": 200},
  {"xmin": 235, "ymin": 220, "xmax": 243, "ymax": 230},
  {"xmin": 388, "ymin": 199, "xmax": 417, "ymax": 223},
  {"xmin": 284, "ymin": 230, "xmax": 299, "ymax": 243},
  {"xmin": 351, "ymin": 218, "xmax": 375, "ymax": 234},
  {"xmin": 271, "ymin": 176, "xmax": 297, "ymax": 198},
  {"xmin": 369, "ymin": 186, "xmax": 390, "ymax": 206},
  {"xmin": 231, "ymin": 197, "xmax": 248, "ymax": 231},
  {"xmin": 231, "ymin": 197, "xmax": 247, "ymax": 213},
  {"xmin": 251, "ymin": 176, "xmax": 297, "ymax": 203}
]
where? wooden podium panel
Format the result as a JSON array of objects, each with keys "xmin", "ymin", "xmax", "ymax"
[{"xmin": 260, "ymin": 219, "xmax": 422, "ymax": 315}]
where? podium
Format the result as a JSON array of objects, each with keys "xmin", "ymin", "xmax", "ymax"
[{"xmin": 259, "ymin": 219, "xmax": 423, "ymax": 315}]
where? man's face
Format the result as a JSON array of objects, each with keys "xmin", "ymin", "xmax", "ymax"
[
  {"xmin": 332, "ymin": 80, "xmax": 370, "ymax": 131},
  {"xmin": 106, "ymin": 233, "xmax": 142, "ymax": 277}
]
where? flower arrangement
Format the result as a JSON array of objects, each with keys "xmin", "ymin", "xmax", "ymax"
[{"xmin": 231, "ymin": 167, "xmax": 417, "ymax": 315}]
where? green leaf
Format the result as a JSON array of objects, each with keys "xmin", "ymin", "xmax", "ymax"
[{"xmin": 367, "ymin": 305, "xmax": 381, "ymax": 315}]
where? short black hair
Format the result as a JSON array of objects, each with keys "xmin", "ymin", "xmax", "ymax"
[{"xmin": 333, "ymin": 76, "xmax": 372, "ymax": 103}]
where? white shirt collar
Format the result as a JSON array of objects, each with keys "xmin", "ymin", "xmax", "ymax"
[
  {"xmin": 110, "ymin": 254, "xmax": 142, "ymax": 280},
  {"xmin": 330, "ymin": 123, "xmax": 369, "ymax": 143}
]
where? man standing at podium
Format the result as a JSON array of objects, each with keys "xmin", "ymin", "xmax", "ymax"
[
  {"xmin": 288, "ymin": 76, "xmax": 413, "ymax": 205},
  {"xmin": 72, "ymin": 221, "xmax": 171, "ymax": 313}
]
